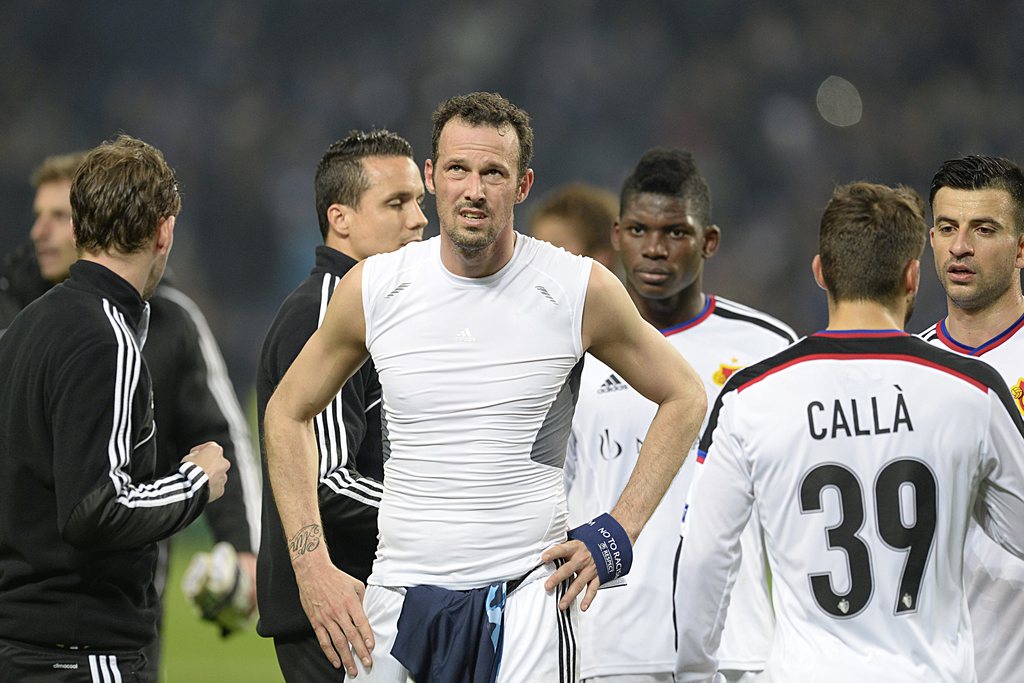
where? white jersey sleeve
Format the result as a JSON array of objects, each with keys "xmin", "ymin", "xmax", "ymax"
[
  {"xmin": 974, "ymin": 387, "xmax": 1024, "ymax": 558},
  {"xmin": 675, "ymin": 396, "xmax": 754, "ymax": 682}
]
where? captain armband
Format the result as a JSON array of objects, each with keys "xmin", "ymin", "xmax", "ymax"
[{"xmin": 568, "ymin": 512, "xmax": 633, "ymax": 584}]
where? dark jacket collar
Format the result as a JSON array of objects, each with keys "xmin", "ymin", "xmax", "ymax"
[
  {"xmin": 0, "ymin": 241, "xmax": 51, "ymax": 307},
  {"xmin": 64, "ymin": 260, "xmax": 148, "ymax": 332},
  {"xmin": 312, "ymin": 245, "xmax": 358, "ymax": 278}
]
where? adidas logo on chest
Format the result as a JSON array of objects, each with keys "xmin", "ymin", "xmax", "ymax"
[{"xmin": 597, "ymin": 373, "xmax": 628, "ymax": 394}]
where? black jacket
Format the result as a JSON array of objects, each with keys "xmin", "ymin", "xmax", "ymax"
[
  {"xmin": 0, "ymin": 242, "xmax": 48, "ymax": 334},
  {"xmin": 0, "ymin": 244, "xmax": 258, "ymax": 554},
  {"xmin": 145, "ymin": 283, "xmax": 258, "ymax": 554},
  {"xmin": 0, "ymin": 261, "xmax": 211, "ymax": 650},
  {"xmin": 256, "ymin": 245, "xmax": 383, "ymax": 638}
]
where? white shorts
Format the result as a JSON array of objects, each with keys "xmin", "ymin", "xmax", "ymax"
[
  {"xmin": 583, "ymin": 674, "xmax": 675, "ymax": 683},
  {"xmin": 355, "ymin": 563, "xmax": 580, "ymax": 682},
  {"xmin": 583, "ymin": 669, "xmax": 760, "ymax": 683},
  {"xmin": 716, "ymin": 671, "xmax": 763, "ymax": 683}
]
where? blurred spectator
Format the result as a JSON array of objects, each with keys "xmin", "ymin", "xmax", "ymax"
[
  {"xmin": 529, "ymin": 182, "xmax": 619, "ymax": 273},
  {"xmin": 3, "ymin": 0, "xmax": 1022, "ymax": 397}
]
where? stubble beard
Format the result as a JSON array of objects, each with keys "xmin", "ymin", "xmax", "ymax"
[
  {"xmin": 903, "ymin": 292, "xmax": 916, "ymax": 327},
  {"xmin": 442, "ymin": 215, "xmax": 502, "ymax": 255},
  {"xmin": 142, "ymin": 253, "xmax": 168, "ymax": 300},
  {"xmin": 941, "ymin": 260, "xmax": 1016, "ymax": 312}
]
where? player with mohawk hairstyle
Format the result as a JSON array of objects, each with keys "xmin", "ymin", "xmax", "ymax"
[{"xmin": 566, "ymin": 148, "xmax": 796, "ymax": 683}]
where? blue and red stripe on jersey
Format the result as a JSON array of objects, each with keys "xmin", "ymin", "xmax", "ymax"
[
  {"xmin": 661, "ymin": 296, "xmax": 715, "ymax": 337},
  {"xmin": 936, "ymin": 311, "xmax": 1024, "ymax": 356}
]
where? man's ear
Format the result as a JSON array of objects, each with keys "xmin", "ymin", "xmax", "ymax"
[
  {"xmin": 424, "ymin": 159, "xmax": 436, "ymax": 194},
  {"xmin": 514, "ymin": 168, "xmax": 535, "ymax": 204},
  {"xmin": 904, "ymin": 258, "xmax": 920, "ymax": 296},
  {"xmin": 155, "ymin": 216, "xmax": 175, "ymax": 254},
  {"xmin": 326, "ymin": 204, "xmax": 351, "ymax": 239},
  {"xmin": 702, "ymin": 224, "xmax": 721, "ymax": 258},
  {"xmin": 811, "ymin": 254, "xmax": 827, "ymax": 291}
]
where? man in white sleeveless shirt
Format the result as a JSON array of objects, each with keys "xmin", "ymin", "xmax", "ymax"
[{"xmin": 265, "ymin": 92, "xmax": 708, "ymax": 682}]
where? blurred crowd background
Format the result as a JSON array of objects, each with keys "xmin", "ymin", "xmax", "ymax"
[{"xmin": 2, "ymin": 0, "xmax": 1022, "ymax": 397}]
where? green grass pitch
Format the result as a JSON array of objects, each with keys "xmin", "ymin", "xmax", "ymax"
[{"xmin": 161, "ymin": 525, "xmax": 283, "ymax": 682}]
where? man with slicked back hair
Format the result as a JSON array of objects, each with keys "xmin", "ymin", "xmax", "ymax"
[{"xmin": 257, "ymin": 128, "xmax": 427, "ymax": 681}]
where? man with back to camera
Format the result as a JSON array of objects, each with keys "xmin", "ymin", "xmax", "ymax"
[
  {"xmin": 0, "ymin": 135, "xmax": 230, "ymax": 682},
  {"xmin": 256, "ymin": 128, "xmax": 427, "ymax": 681},
  {"xmin": 0, "ymin": 150, "xmax": 261, "ymax": 677},
  {"xmin": 919, "ymin": 155, "xmax": 1024, "ymax": 683},
  {"xmin": 675, "ymin": 181, "xmax": 1024, "ymax": 682},
  {"xmin": 264, "ymin": 91, "xmax": 708, "ymax": 682},
  {"xmin": 566, "ymin": 149, "xmax": 797, "ymax": 683}
]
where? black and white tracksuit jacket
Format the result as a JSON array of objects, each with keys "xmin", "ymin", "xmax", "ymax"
[
  {"xmin": 0, "ymin": 261, "xmax": 211, "ymax": 651},
  {"xmin": 0, "ymin": 244, "xmax": 259, "ymax": 559},
  {"xmin": 256, "ymin": 245, "xmax": 384, "ymax": 639}
]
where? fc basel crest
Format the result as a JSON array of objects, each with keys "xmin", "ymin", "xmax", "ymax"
[
  {"xmin": 1012, "ymin": 378, "xmax": 1024, "ymax": 416},
  {"xmin": 712, "ymin": 359, "xmax": 742, "ymax": 386}
]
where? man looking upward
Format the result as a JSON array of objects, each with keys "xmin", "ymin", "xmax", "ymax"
[{"xmin": 265, "ymin": 92, "xmax": 707, "ymax": 682}]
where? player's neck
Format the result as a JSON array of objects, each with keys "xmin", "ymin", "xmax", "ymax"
[
  {"xmin": 78, "ymin": 251, "xmax": 152, "ymax": 298},
  {"xmin": 944, "ymin": 288, "xmax": 1024, "ymax": 347},
  {"xmin": 632, "ymin": 285, "xmax": 706, "ymax": 330},
  {"xmin": 826, "ymin": 299, "xmax": 905, "ymax": 332},
  {"xmin": 324, "ymin": 234, "xmax": 358, "ymax": 262}
]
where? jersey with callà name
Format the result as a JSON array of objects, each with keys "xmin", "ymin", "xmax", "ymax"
[
  {"xmin": 566, "ymin": 295, "xmax": 796, "ymax": 678},
  {"xmin": 922, "ymin": 313, "xmax": 1024, "ymax": 683},
  {"xmin": 675, "ymin": 332, "xmax": 1024, "ymax": 683},
  {"xmin": 362, "ymin": 235, "xmax": 591, "ymax": 589}
]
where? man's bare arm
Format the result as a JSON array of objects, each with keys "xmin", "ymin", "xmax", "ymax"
[
  {"xmin": 264, "ymin": 262, "xmax": 375, "ymax": 674},
  {"xmin": 544, "ymin": 262, "xmax": 707, "ymax": 609},
  {"xmin": 585, "ymin": 265, "xmax": 707, "ymax": 539}
]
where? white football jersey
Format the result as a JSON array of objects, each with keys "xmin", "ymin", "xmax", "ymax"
[
  {"xmin": 675, "ymin": 331, "xmax": 1024, "ymax": 683},
  {"xmin": 362, "ymin": 235, "xmax": 591, "ymax": 589},
  {"xmin": 922, "ymin": 314, "xmax": 1024, "ymax": 683},
  {"xmin": 566, "ymin": 295, "xmax": 796, "ymax": 678}
]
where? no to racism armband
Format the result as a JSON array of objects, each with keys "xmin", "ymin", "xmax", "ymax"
[{"xmin": 567, "ymin": 513, "xmax": 633, "ymax": 584}]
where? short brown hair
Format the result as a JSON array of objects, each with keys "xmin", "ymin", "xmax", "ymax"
[
  {"xmin": 30, "ymin": 151, "xmax": 88, "ymax": 188},
  {"xmin": 529, "ymin": 183, "xmax": 617, "ymax": 255},
  {"xmin": 71, "ymin": 135, "xmax": 181, "ymax": 254},
  {"xmin": 819, "ymin": 182, "xmax": 926, "ymax": 304},
  {"xmin": 431, "ymin": 92, "xmax": 533, "ymax": 178}
]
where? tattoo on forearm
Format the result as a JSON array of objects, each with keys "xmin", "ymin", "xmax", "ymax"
[{"xmin": 288, "ymin": 524, "xmax": 322, "ymax": 557}]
